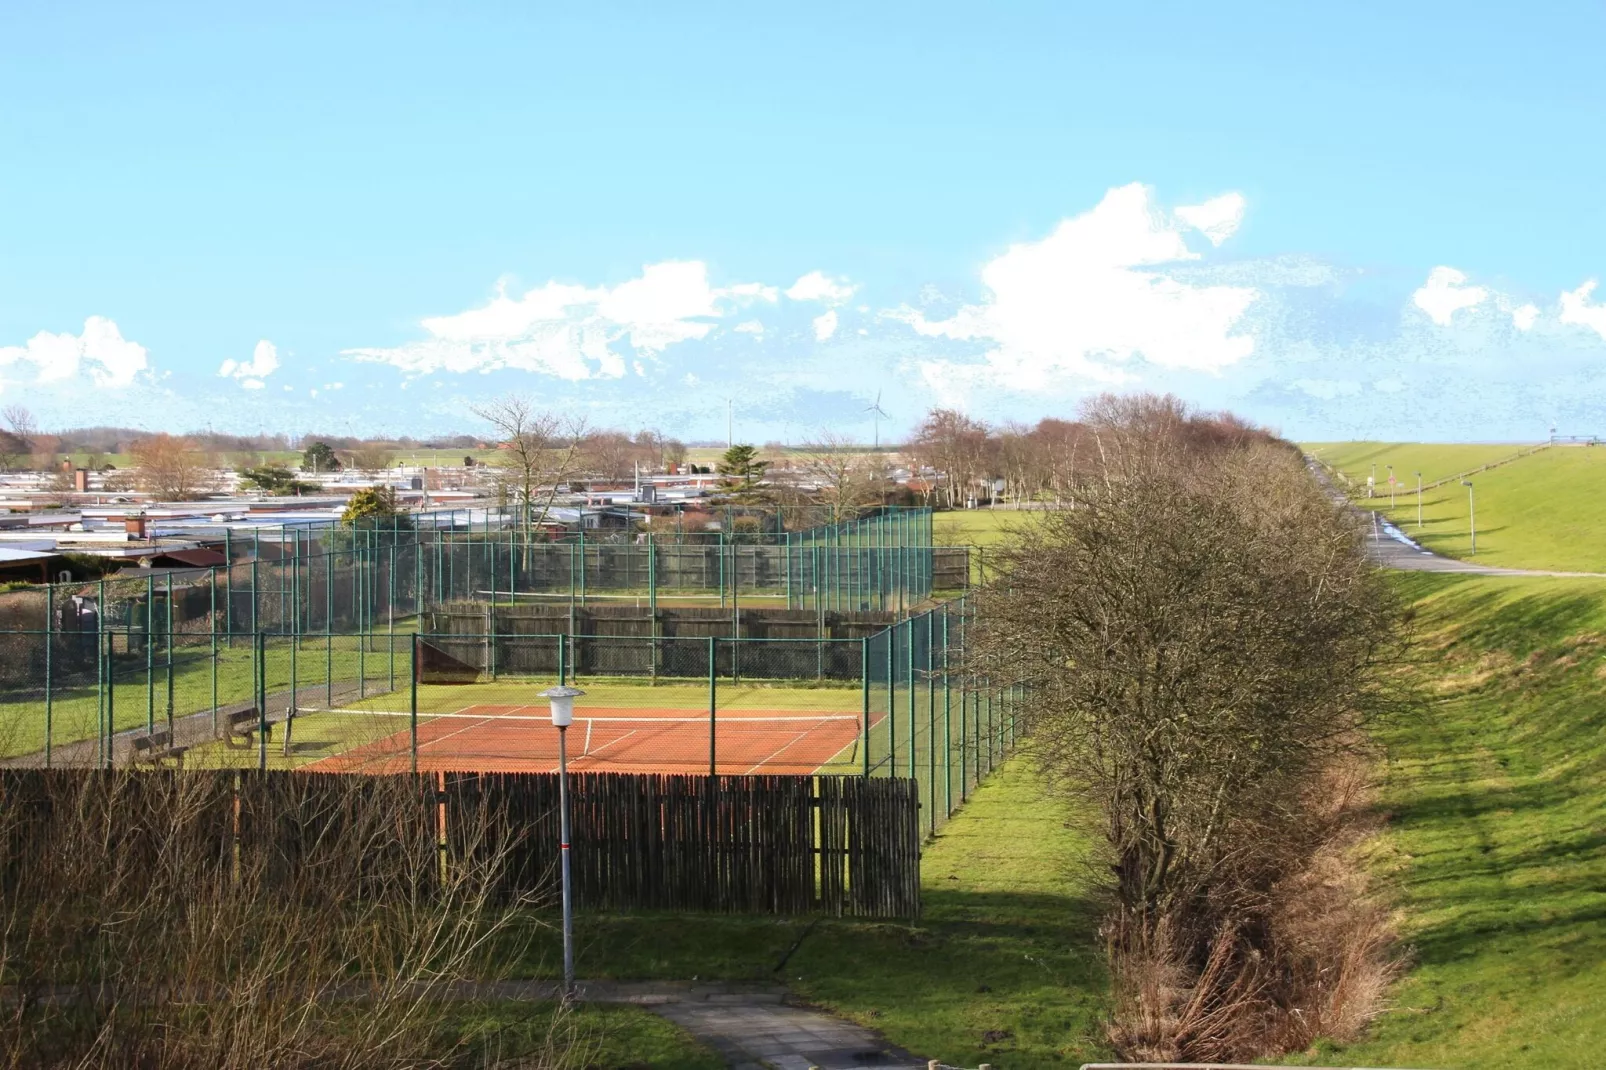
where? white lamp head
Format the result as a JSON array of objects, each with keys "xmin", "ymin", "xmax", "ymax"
[{"xmin": 539, "ymin": 685, "xmax": 585, "ymax": 727}]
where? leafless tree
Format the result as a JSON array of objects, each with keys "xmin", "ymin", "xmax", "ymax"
[
  {"xmin": 795, "ymin": 430, "xmax": 878, "ymax": 523},
  {"xmin": 343, "ymin": 444, "xmax": 395, "ymax": 473},
  {"xmin": 130, "ymin": 433, "xmax": 215, "ymax": 500},
  {"xmin": 0, "ymin": 405, "xmax": 37, "ymax": 471},
  {"xmin": 471, "ymin": 395, "xmax": 588, "ymax": 540},
  {"xmin": 971, "ymin": 398, "xmax": 1404, "ymax": 1062}
]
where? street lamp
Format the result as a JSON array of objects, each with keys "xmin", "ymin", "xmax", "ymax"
[
  {"xmin": 540, "ymin": 684, "xmax": 585, "ymax": 997},
  {"xmin": 1415, "ymin": 471, "xmax": 1423, "ymax": 530},
  {"xmin": 1461, "ymin": 480, "xmax": 1476, "ymax": 555}
]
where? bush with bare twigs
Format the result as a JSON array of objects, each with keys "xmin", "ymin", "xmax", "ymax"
[
  {"xmin": 970, "ymin": 394, "xmax": 1407, "ymax": 1062},
  {"xmin": 0, "ymin": 771, "xmax": 580, "ymax": 1070}
]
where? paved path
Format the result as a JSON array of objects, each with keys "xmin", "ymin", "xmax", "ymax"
[
  {"xmin": 1307, "ymin": 458, "xmax": 1606, "ymax": 578},
  {"xmin": 474, "ymin": 980, "xmax": 931, "ymax": 1069}
]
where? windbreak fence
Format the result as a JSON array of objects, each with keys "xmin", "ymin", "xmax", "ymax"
[{"xmin": 0, "ymin": 595, "xmax": 1024, "ymax": 837}]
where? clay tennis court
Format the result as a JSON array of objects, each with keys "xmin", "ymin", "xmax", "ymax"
[{"xmin": 305, "ymin": 702, "xmax": 866, "ymax": 775}]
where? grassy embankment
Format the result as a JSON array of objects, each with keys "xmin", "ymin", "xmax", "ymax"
[
  {"xmin": 1305, "ymin": 441, "xmax": 1606, "ymax": 573},
  {"xmin": 1307, "ymin": 572, "xmax": 1606, "ymax": 1068}
]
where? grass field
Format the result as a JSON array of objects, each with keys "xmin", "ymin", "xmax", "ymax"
[
  {"xmin": 1307, "ymin": 441, "xmax": 1606, "ymax": 573},
  {"xmin": 1304, "ymin": 572, "xmax": 1606, "ymax": 1067},
  {"xmin": 508, "ymin": 756, "xmax": 1111, "ymax": 1067}
]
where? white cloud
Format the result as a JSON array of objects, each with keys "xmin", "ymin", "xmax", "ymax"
[
  {"xmin": 812, "ymin": 309, "xmax": 839, "ymax": 341},
  {"xmin": 891, "ymin": 183, "xmax": 1258, "ymax": 388},
  {"xmin": 1174, "ymin": 192, "xmax": 1246, "ymax": 247},
  {"xmin": 1292, "ymin": 378, "xmax": 1361, "ymax": 399},
  {"xmin": 1511, "ymin": 303, "xmax": 1540, "ymax": 331},
  {"xmin": 1560, "ymin": 280, "xmax": 1606, "ymax": 340},
  {"xmin": 1412, "ymin": 266, "xmax": 1488, "ymax": 326},
  {"xmin": 346, "ymin": 260, "xmax": 775, "ymax": 378},
  {"xmin": 734, "ymin": 319, "xmax": 765, "ymax": 336},
  {"xmin": 786, "ymin": 271, "xmax": 857, "ymax": 304},
  {"xmin": 0, "ymin": 316, "xmax": 149, "ymax": 390},
  {"xmin": 219, "ymin": 339, "xmax": 279, "ymax": 389}
]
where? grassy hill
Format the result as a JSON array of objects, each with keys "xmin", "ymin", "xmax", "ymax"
[
  {"xmin": 1305, "ymin": 442, "xmax": 1606, "ymax": 573},
  {"xmin": 1313, "ymin": 572, "xmax": 1606, "ymax": 1068}
]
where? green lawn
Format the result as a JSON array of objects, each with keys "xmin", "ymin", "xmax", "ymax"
[
  {"xmin": 506, "ymin": 757, "xmax": 1110, "ymax": 1067},
  {"xmin": 1307, "ymin": 442, "xmax": 1606, "ymax": 573},
  {"xmin": 1309, "ymin": 572, "xmax": 1606, "ymax": 1068},
  {"xmin": 1304, "ymin": 441, "xmax": 1536, "ymax": 490},
  {"xmin": 454, "ymin": 1002, "xmax": 724, "ymax": 1070}
]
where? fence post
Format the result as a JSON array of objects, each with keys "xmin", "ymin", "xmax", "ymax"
[
  {"xmin": 410, "ymin": 634, "xmax": 419, "ymax": 775},
  {"xmin": 708, "ymin": 635, "xmax": 718, "ymax": 775},
  {"xmin": 887, "ymin": 622, "xmax": 897, "ymax": 776},
  {"xmin": 257, "ymin": 631, "xmax": 268, "ymax": 772},
  {"xmin": 44, "ymin": 584, "xmax": 53, "ymax": 767},
  {"xmin": 942, "ymin": 604, "xmax": 951, "ymax": 824},
  {"xmin": 861, "ymin": 637, "xmax": 871, "ymax": 777},
  {"xmin": 145, "ymin": 574, "xmax": 155, "ymax": 733},
  {"xmin": 927, "ymin": 609, "xmax": 936, "ymax": 835},
  {"xmin": 906, "ymin": 617, "xmax": 916, "ymax": 781},
  {"xmin": 103, "ymin": 628, "xmax": 115, "ymax": 769},
  {"xmin": 648, "ymin": 533, "xmax": 658, "ymax": 684},
  {"xmin": 558, "ymin": 630, "xmax": 567, "ymax": 686}
]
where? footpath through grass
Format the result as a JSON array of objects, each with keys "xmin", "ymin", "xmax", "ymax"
[
  {"xmin": 1310, "ymin": 572, "xmax": 1606, "ymax": 1068},
  {"xmin": 509, "ymin": 756, "xmax": 1110, "ymax": 1067}
]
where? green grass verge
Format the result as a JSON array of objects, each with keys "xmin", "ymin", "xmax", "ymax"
[
  {"xmin": 1307, "ymin": 572, "xmax": 1606, "ymax": 1067},
  {"xmin": 454, "ymin": 1002, "xmax": 725, "ymax": 1070},
  {"xmin": 505, "ymin": 757, "xmax": 1110, "ymax": 1067},
  {"xmin": 1306, "ymin": 441, "xmax": 1606, "ymax": 573}
]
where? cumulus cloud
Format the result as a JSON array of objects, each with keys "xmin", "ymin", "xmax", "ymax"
[
  {"xmin": 219, "ymin": 339, "xmax": 280, "ymax": 389},
  {"xmin": 1174, "ymin": 192, "xmax": 1246, "ymax": 247},
  {"xmin": 812, "ymin": 309, "xmax": 839, "ymax": 341},
  {"xmin": 1412, "ymin": 266, "xmax": 1488, "ymax": 326},
  {"xmin": 1560, "ymin": 280, "xmax": 1606, "ymax": 340},
  {"xmin": 734, "ymin": 319, "xmax": 765, "ymax": 337},
  {"xmin": 1511, "ymin": 303, "xmax": 1540, "ymax": 331},
  {"xmin": 0, "ymin": 316, "xmax": 149, "ymax": 390},
  {"xmin": 786, "ymin": 271, "xmax": 857, "ymax": 304},
  {"xmin": 890, "ymin": 183, "xmax": 1258, "ymax": 388},
  {"xmin": 345, "ymin": 261, "xmax": 776, "ymax": 378}
]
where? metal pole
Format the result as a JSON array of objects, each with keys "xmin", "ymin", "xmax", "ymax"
[
  {"xmin": 1416, "ymin": 472, "xmax": 1423, "ymax": 529},
  {"xmin": 708, "ymin": 635, "xmax": 718, "ymax": 775},
  {"xmin": 558, "ymin": 724, "xmax": 575, "ymax": 996},
  {"xmin": 146, "ymin": 575, "xmax": 155, "ymax": 733},
  {"xmin": 861, "ymin": 637, "xmax": 871, "ymax": 776},
  {"xmin": 165, "ymin": 572, "xmax": 174, "ymax": 735},
  {"xmin": 410, "ymin": 635, "xmax": 419, "ymax": 773},
  {"xmin": 44, "ymin": 583, "xmax": 53, "ymax": 767}
]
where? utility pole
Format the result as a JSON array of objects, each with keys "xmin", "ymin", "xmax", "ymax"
[
  {"xmin": 1462, "ymin": 480, "xmax": 1476, "ymax": 555},
  {"xmin": 1415, "ymin": 471, "xmax": 1423, "ymax": 529}
]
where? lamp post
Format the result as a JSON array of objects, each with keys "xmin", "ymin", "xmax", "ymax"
[
  {"xmin": 540, "ymin": 684, "xmax": 585, "ymax": 997},
  {"xmin": 1461, "ymin": 480, "xmax": 1476, "ymax": 555},
  {"xmin": 1415, "ymin": 471, "xmax": 1423, "ymax": 530}
]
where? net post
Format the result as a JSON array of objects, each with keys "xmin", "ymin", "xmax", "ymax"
[
  {"xmin": 708, "ymin": 635, "xmax": 717, "ymax": 776},
  {"xmin": 410, "ymin": 634, "xmax": 419, "ymax": 774}
]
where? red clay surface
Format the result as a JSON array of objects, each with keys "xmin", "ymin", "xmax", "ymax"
[{"xmin": 307, "ymin": 704, "xmax": 863, "ymax": 775}]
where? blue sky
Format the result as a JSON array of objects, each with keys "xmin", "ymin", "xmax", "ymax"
[{"xmin": 3, "ymin": 2, "xmax": 1605, "ymax": 442}]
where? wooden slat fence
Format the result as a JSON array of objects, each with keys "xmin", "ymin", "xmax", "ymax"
[{"xmin": 0, "ymin": 769, "xmax": 922, "ymax": 919}]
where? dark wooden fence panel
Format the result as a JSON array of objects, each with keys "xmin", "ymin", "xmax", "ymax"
[
  {"xmin": 443, "ymin": 771, "xmax": 920, "ymax": 918},
  {"xmin": 2, "ymin": 769, "xmax": 922, "ymax": 919}
]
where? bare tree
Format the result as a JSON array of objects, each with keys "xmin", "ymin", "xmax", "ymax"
[
  {"xmin": 972, "ymin": 400, "xmax": 1403, "ymax": 1062},
  {"xmin": 130, "ymin": 433, "xmax": 214, "ymax": 500},
  {"xmin": 471, "ymin": 395, "xmax": 588, "ymax": 541},
  {"xmin": 910, "ymin": 409, "xmax": 990, "ymax": 508},
  {"xmin": 344, "ymin": 444, "xmax": 394, "ymax": 473},
  {"xmin": 796, "ymin": 430, "xmax": 877, "ymax": 523},
  {"xmin": 0, "ymin": 405, "xmax": 37, "ymax": 471}
]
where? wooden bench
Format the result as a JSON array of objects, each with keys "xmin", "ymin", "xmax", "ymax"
[
  {"xmin": 222, "ymin": 707, "xmax": 297, "ymax": 756},
  {"xmin": 131, "ymin": 729, "xmax": 188, "ymax": 766}
]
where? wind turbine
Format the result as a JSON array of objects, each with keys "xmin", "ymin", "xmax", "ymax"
[{"xmin": 863, "ymin": 391, "xmax": 889, "ymax": 450}]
